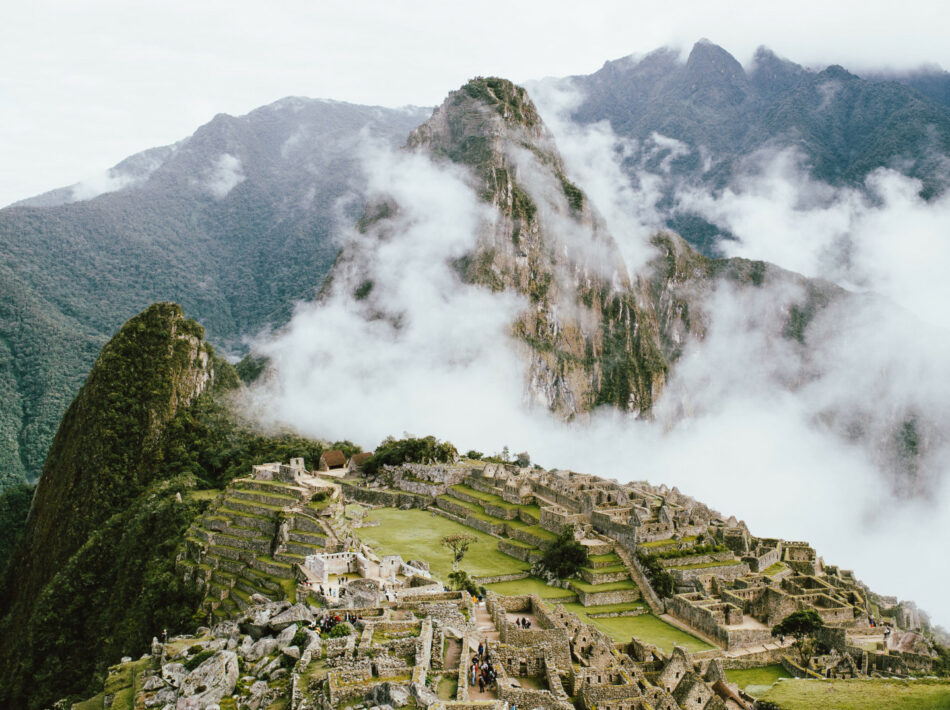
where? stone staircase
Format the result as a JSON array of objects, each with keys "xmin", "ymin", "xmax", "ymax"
[{"xmin": 178, "ymin": 476, "xmax": 346, "ymax": 620}]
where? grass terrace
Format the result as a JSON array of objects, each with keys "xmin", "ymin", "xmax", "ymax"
[
  {"xmin": 354, "ymin": 508, "xmax": 528, "ymax": 580},
  {"xmin": 639, "ymin": 535, "xmax": 698, "ymax": 550},
  {"xmin": 569, "ymin": 578, "xmax": 636, "ymax": 594},
  {"xmin": 725, "ymin": 665, "xmax": 791, "ymax": 697},
  {"xmin": 667, "ymin": 559, "xmax": 744, "ymax": 571},
  {"xmin": 485, "ymin": 577, "xmax": 577, "ymax": 599},
  {"xmin": 762, "ymin": 561, "xmax": 788, "ymax": 577},
  {"xmin": 758, "ymin": 678, "xmax": 950, "ymax": 709},
  {"xmin": 563, "ymin": 609, "xmax": 714, "ymax": 652}
]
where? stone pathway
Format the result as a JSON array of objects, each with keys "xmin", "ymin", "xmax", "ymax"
[{"xmin": 467, "ymin": 602, "xmax": 500, "ymax": 701}]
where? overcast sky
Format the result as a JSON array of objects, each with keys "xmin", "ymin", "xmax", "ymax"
[{"xmin": 1, "ymin": 0, "xmax": 948, "ymax": 206}]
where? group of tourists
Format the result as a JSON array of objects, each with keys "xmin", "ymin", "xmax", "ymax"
[
  {"xmin": 309, "ymin": 611, "xmax": 361, "ymax": 634},
  {"xmin": 514, "ymin": 616, "xmax": 532, "ymax": 629},
  {"xmin": 470, "ymin": 641, "xmax": 498, "ymax": 693}
]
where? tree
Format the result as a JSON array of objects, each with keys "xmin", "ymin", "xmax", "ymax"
[
  {"xmin": 515, "ymin": 451, "xmax": 531, "ymax": 468},
  {"xmin": 772, "ymin": 610, "xmax": 825, "ymax": 665},
  {"xmin": 539, "ymin": 526, "xmax": 588, "ymax": 579},
  {"xmin": 440, "ymin": 533, "xmax": 477, "ymax": 571}
]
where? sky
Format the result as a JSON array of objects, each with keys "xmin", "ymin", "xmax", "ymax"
[{"xmin": 2, "ymin": 0, "xmax": 950, "ymax": 206}]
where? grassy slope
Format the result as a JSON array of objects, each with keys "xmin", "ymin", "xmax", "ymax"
[
  {"xmin": 354, "ymin": 508, "xmax": 529, "ymax": 581},
  {"xmin": 725, "ymin": 664, "xmax": 790, "ymax": 697},
  {"xmin": 758, "ymin": 678, "xmax": 950, "ymax": 709}
]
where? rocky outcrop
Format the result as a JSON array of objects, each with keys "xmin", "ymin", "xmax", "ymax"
[{"xmin": 340, "ymin": 77, "xmax": 840, "ymax": 420}]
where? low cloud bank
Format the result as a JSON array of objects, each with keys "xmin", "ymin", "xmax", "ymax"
[{"xmin": 246, "ymin": 100, "xmax": 950, "ymax": 626}]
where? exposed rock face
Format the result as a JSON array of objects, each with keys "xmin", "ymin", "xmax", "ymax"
[
  {"xmin": 178, "ymin": 650, "xmax": 239, "ymax": 705},
  {"xmin": 341, "ymin": 77, "xmax": 838, "ymax": 419},
  {"xmin": 269, "ymin": 602, "xmax": 315, "ymax": 631}
]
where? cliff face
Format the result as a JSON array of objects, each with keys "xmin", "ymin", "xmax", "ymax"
[
  {"xmin": 344, "ymin": 78, "xmax": 838, "ymax": 419},
  {"xmin": 391, "ymin": 78, "xmax": 666, "ymax": 416}
]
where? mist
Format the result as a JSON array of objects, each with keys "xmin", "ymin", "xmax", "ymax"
[{"xmin": 244, "ymin": 95, "xmax": 950, "ymax": 627}]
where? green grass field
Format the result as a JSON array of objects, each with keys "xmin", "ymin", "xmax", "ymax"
[
  {"xmin": 550, "ymin": 605, "xmax": 713, "ymax": 652},
  {"xmin": 758, "ymin": 678, "xmax": 950, "ymax": 709},
  {"xmin": 485, "ymin": 577, "xmax": 577, "ymax": 599},
  {"xmin": 725, "ymin": 664, "xmax": 790, "ymax": 697},
  {"xmin": 355, "ymin": 508, "xmax": 529, "ymax": 580}
]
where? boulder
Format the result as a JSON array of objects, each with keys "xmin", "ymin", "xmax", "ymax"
[
  {"xmin": 281, "ymin": 645, "xmax": 300, "ymax": 661},
  {"xmin": 269, "ymin": 602, "xmax": 315, "ymax": 632},
  {"xmin": 301, "ymin": 628, "xmax": 321, "ymax": 654},
  {"xmin": 178, "ymin": 650, "xmax": 239, "ymax": 705},
  {"xmin": 246, "ymin": 680, "xmax": 270, "ymax": 710},
  {"xmin": 242, "ymin": 636, "xmax": 277, "ymax": 661},
  {"xmin": 410, "ymin": 681, "xmax": 440, "ymax": 708},
  {"xmin": 206, "ymin": 638, "xmax": 229, "ymax": 652},
  {"xmin": 366, "ymin": 681, "xmax": 410, "ymax": 708},
  {"xmin": 142, "ymin": 674, "xmax": 165, "ymax": 691},
  {"xmin": 276, "ymin": 623, "xmax": 299, "ymax": 648},
  {"xmin": 211, "ymin": 620, "xmax": 240, "ymax": 640},
  {"xmin": 239, "ymin": 600, "xmax": 290, "ymax": 639},
  {"xmin": 151, "ymin": 637, "xmax": 164, "ymax": 656},
  {"xmin": 161, "ymin": 662, "xmax": 187, "ymax": 688},
  {"xmin": 144, "ymin": 686, "xmax": 176, "ymax": 708}
]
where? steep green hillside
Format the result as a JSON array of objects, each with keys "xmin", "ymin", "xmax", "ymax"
[
  {"xmin": 0, "ymin": 303, "xmax": 353, "ymax": 709},
  {"xmin": 0, "ymin": 99, "xmax": 428, "ymax": 490}
]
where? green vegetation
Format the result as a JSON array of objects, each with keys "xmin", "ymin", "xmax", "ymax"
[
  {"xmin": 328, "ymin": 622, "xmax": 352, "ymax": 638},
  {"xmin": 636, "ymin": 550, "xmax": 675, "ymax": 598},
  {"xmin": 354, "ymin": 508, "xmax": 528, "ymax": 581},
  {"xmin": 725, "ymin": 665, "xmax": 790, "ymax": 697},
  {"xmin": 0, "ymin": 482, "xmax": 33, "ymax": 570},
  {"xmin": 540, "ymin": 528, "xmax": 589, "ymax": 581},
  {"xmin": 758, "ymin": 678, "xmax": 950, "ymax": 709},
  {"xmin": 485, "ymin": 577, "xmax": 576, "ymax": 599},
  {"xmin": 667, "ymin": 559, "xmax": 744, "ymax": 570},
  {"xmin": 0, "ymin": 304, "xmax": 340, "ymax": 709},
  {"xmin": 440, "ymin": 533, "xmax": 477, "ymax": 571},
  {"xmin": 558, "ymin": 173, "xmax": 584, "ymax": 211},
  {"xmin": 762, "ymin": 561, "xmax": 788, "ymax": 577},
  {"xmin": 183, "ymin": 649, "xmax": 215, "ymax": 671},
  {"xmin": 650, "ymin": 543, "xmax": 727, "ymax": 560},
  {"xmin": 569, "ymin": 579, "xmax": 636, "ymax": 594},
  {"xmin": 772, "ymin": 610, "xmax": 825, "ymax": 665},
  {"xmin": 363, "ymin": 435, "xmax": 458, "ymax": 476},
  {"xmin": 461, "ymin": 77, "xmax": 540, "ymax": 128},
  {"xmin": 0, "ymin": 100, "xmax": 426, "ymax": 492},
  {"xmin": 568, "ymin": 609, "xmax": 713, "ymax": 652}
]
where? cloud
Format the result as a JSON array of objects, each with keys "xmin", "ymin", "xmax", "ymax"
[{"xmin": 204, "ymin": 153, "xmax": 245, "ymax": 198}]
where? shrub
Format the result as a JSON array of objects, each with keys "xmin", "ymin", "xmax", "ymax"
[
  {"xmin": 539, "ymin": 527, "xmax": 588, "ymax": 579},
  {"xmin": 363, "ymin": 436, "xmax": 458, "ymax": 476},
  {"xmin": 328, "ymin": 623, "xmax": 351, "ymax": 638},
  {"xmin": 184, "ymin": 650, "xmax": 215, "ymax": 671}
]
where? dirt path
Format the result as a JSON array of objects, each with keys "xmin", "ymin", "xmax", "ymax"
[{"xmin": 444, "ymin": 638, "xmax": 461, "ymax": 671}]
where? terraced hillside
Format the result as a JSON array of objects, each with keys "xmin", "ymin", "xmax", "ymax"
[
  {"xmin": 430, "ymin": 476, "xmax": 642, "ymax": 608},
  {"xmin": 179, "ymin": 473, "xmax": 346, "ymax": 620}
]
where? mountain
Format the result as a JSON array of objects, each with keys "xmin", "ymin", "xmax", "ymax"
[
  {"xmin": 330, "ymin": 77, "xmax": 841, "ymax": 418},
  {"xmin": 558, "ymin": 40, "xmax": 950, "ymax": 249},
  {"xmin": 0, "ymin": 303, "xmax": 355, "ymax": 709},
  {"xmin": 0, "ymin": 99, "xmax": 429, "ymax": 489}
]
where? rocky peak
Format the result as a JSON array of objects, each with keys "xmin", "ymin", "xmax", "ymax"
[{"xmin": 682, "ymin": 40, "xmax": 753, "ymax": 107}]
